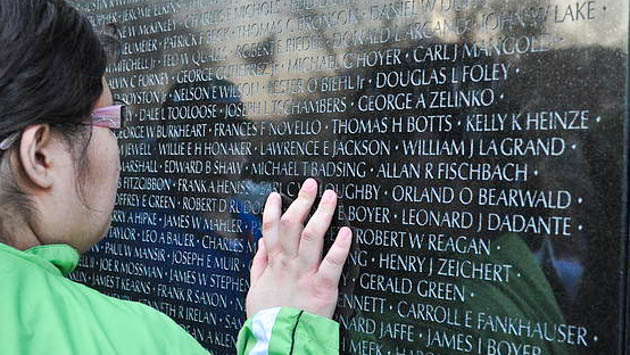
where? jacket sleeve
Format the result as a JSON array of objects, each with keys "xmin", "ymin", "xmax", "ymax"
[{"xmin": 236, "ymin": 307, "xmax": 340, "ymax": 354}]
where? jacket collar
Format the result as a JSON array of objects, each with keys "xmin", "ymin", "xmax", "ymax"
[{"xmin": 0, "ymin": 243, "xmax": 80, "ymax": 276}]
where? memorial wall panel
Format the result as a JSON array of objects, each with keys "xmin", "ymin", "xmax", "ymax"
[{"xmin": 70, "ymin": 0, "xmax": 630, "ymax": 353}]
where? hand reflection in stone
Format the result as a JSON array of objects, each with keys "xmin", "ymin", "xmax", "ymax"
[{"xmin": 246, "ymin": 178, "xmax": 353, "ymax": 318}]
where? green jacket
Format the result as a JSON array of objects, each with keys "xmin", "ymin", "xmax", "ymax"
[{"xmin": 0, "ymin": 242, "xmax": 339, "ymax": 354}]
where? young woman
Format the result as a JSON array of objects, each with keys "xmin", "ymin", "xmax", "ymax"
[{"xmin": 0, "ymin": 0, "xmax": 352, "ymax": 353}]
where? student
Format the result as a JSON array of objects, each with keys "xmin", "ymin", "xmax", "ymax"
[{"xmin": 0, "ymin": 0, "xmax": 352, "ymax": 353}]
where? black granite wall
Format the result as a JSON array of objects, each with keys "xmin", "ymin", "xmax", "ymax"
[{"xmin": 70, "ymin": 0, "xmax": 629, "ymax": 353}]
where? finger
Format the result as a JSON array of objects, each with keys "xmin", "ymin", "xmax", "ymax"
[
  {"xmin": 262, "ymin": 192, "xmax": 282, "ymax": 251},
  {"xmin": 278, "ymin": 178, "xmax": 318, "ymax": 255},
  {"xmin": 297, "ymin": 189, "xmax": 337, "ymax": 270},
  {"xmin": 316, "ymin": 227, "xmax": 352, "ymax": 288},
  {"xmin": 250, "ymin": 238, "xmax": 268, "ymax": 285}
]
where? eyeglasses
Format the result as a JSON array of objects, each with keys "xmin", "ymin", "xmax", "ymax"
[
  {"xmin": 89, "ymin": 101, "xmax": 126, "ymax": 129},
  {"xmin": 0, "ymin": 101, "xmax": 127, "ymax": 150}
]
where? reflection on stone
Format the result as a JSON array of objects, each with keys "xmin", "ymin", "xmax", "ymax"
[{"xmin": 69, "ymin": 0, "xmax": 628, "ymax": 353}]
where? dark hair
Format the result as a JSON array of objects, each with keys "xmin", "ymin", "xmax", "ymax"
[
  {"xmin": 0, "ymin": 0, "xmax": 106, "ymax": 138},
  {"xmin": 0, "ymin": 0, "xmax": 109, "ymax": 239}
]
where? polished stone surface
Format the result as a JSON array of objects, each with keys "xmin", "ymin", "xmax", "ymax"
[{"xmin": 70, "ymin": 0, "xmax": 629, "ymax": 353}]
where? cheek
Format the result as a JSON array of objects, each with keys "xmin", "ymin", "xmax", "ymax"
[
  {"xmin": 107, "ymin": 142, "xmax": 120, "ymax": 180},
  {"xmin": 88, "ymin": 131, "xmax": 120, "ymax": 202},
  {"xmin": 105, "ymin": 140, "xmax": 120, "ymax": 195}
]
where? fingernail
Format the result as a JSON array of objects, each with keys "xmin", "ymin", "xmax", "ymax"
[
  {"xmin": 340, "ymin": 227, "xmax": 352, "ymax": 241},
  {"xmin": 323, "ymin": 189, "xmax": 337, "ymax": 202},
  {"xmin": 302, "ymin": 178, "xmax": 316, "ymax": 191}
]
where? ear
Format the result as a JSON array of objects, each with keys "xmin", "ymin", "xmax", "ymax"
[{"xmin": 18, "ymin": 124, "xmax": 57, "ymax": 189}]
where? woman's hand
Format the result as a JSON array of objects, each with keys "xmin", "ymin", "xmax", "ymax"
[{"xmin": 246, "ymin": 178, "xmax": 352, "ymax": 319}]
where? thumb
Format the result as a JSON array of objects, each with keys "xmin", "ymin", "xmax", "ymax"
[{"xmin": 250, "ymin": 238, "xmax": 268, "ymax": 285}]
